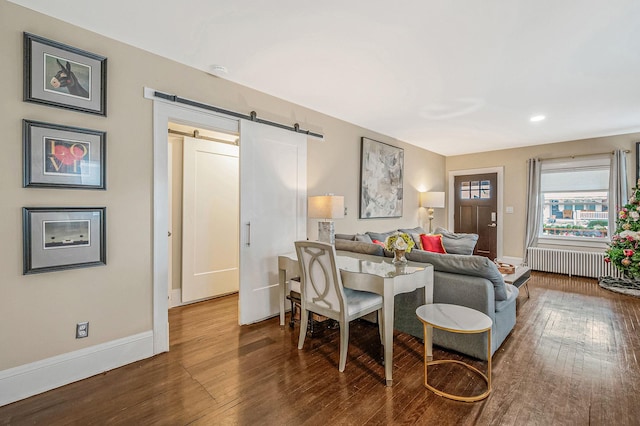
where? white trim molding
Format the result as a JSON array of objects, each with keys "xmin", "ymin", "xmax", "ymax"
[
  {"xmin": 146, "ymin": 86, "xmax": 239, "ymax": 354},
  {"xmin": 0, "ymin": 331, "xmax": 153, "ymax": 407},
  {"xmin": 169, "ymin": 288, "xmax": 182, "ymax": 308}
]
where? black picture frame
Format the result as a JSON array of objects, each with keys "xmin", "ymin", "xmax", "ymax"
[
  {"xmin": 23, "ymin": 207, "xmax": 106, "ymax": 275},
  {"xmin": 23, "ymin": 120, "xmax": 106, "ymax": 190},
  {"xmin": 359, "ymin": 137, "xmax": 404, "ymax": 219},
  {"xmin": 24, "ymin": 32, "xmax": 107, "ymax": 116}
]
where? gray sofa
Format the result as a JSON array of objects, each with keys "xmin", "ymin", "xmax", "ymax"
[{"xmin": 335, "ymin": 228, "xmax": 519, "ymax": 361}]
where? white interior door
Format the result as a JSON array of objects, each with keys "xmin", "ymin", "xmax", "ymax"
[
  {"xmin": 182, "ymin": 136, "xmax": 239, "ymax": 303},
  {"xmin": 239, "ymin": 120, "xmax": 307, "ymax": 324}
]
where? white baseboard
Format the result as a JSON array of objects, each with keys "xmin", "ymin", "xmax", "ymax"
[{"xmin": 0, "ymin": 331, "xmax": 154, "ymax": 407}]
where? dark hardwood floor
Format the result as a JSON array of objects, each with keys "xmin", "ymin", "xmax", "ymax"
[{"xmin": 2, "ymin": 272, "xmax": 640, "ymax": 425}]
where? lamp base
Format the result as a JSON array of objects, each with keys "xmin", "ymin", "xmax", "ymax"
[
  {"xmin": 428, "ymin": 208, "xmax": 435, "ymax": 234},
  {"xmin": 318, "ymin": 221, "xmax": 335, "ymax": 244}
]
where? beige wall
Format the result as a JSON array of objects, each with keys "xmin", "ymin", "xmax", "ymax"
[
  {"xmin": 446, "ymin": 132, "xmax": 640, "ymax": 258},
  {"xmin": 0, "ymin": 2, "xmax": 444, "ymax": 371}
]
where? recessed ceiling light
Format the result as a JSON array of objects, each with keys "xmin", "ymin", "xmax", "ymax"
[{"xmin": 530, "ymin": 115, "xmax": 546, "ymax": 122}]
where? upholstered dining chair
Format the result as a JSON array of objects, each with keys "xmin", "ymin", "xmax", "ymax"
[{"xmin": 294, "ymin": 240, "xmax": 384, "ymax": 372}]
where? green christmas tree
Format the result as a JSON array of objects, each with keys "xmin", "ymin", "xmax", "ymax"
[{"xmin": 605, "ymin": 180, "xmax": 640, "ymax": 278}]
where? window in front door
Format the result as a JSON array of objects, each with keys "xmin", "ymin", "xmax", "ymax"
[{"xmin": 460, "ymin": 180, "xmax": 491, "ymax": 200}]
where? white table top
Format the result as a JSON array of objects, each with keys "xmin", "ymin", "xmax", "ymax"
[
  {"xmin": 416, "ymin": 303, "xmax": 492, "ymax": 333},
  {"xmin": 279, "ymin": 250, "xmax": 426, "ymax": 279},
  {"xmin": 336, "ymin": 252, "xmax": 425, "ymax": 278}
]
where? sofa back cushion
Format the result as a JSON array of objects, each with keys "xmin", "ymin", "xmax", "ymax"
[
  {"xmin": 434, "ymin": 226, "xmax": 479, "ymax": 255},
  {"xmin": 335, "ymin": 233, "xmax": 356, "ymax": 241},
  {"xmin": 406, "ymin": 250, "xmax": 508, "ymax": 301},
  {"xmin": 335, "ymin": 239, "xmax": 384, "ymax": 256},
  {"xmin": 354, "ymin": 233, "xmax": 373, "ymax": 243},
  {"xmin": 366, "ymin": 230, "xmax": 396, "ymax": 244},
  {"xmin": 398, "ymin": 227, "xmax": 427, "ymax": 249},
  {"xmin": 366, "ymin": 230, "xmax": 397, "ymax": 257}
]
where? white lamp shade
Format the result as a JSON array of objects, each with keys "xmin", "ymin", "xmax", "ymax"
[
  {"xmin": 308, "ymin": 195, "xmax": 345, "ymax": 219},
  {"xmin": 420, "ymin": 191, "xmax": 445, "ymax": 208}
]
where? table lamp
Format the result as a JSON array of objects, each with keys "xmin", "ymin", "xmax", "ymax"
[
  {"xmin": 420, "ymin": 191, "xmax": 445, "ymax": 234},
  {"xmin": 308, "ymin": 195, "xmax": 344, "ymax": 244}
]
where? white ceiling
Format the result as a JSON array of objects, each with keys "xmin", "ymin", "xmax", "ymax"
[{"xmin": 11, "ymin": 0, "xmax": 640, "ymax": 156}]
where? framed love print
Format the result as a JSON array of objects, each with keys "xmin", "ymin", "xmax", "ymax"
[
  {"xmin": 23, "ymin": 207, "xmax": 106, "ymax": 274},
  {"xmin": 24, "ymin": 32, "xmax": 107, "ymax": 116},
  {"xmin": 23, "ymin": 120, "xmax": 106, "ymax": 190}
]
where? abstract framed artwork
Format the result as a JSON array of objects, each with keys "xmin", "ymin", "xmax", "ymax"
[
  {"xmin": 24, "ymin": 32, "xmax": 107, "ymax": 116},
  {"xmin": 359, "ymin": 137, "xmax": 404, "ymax": 219},
  {"xmin": 23, "ymin": 207, "xmax": 106, "ymax": 275},
  {"xmin": 23, "ymin": 120, "xmax": 106, "ymax": 189}
]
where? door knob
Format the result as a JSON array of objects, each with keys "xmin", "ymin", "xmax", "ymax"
[{"xmin": 488, "ymin": 223, "xmax": 497, "ymax": 228}]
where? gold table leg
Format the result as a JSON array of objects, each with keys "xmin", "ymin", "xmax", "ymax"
[{"xmin": 422, "ymin": 322, "xmax": 492, "ymax": 402}]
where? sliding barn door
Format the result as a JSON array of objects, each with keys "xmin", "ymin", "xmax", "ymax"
[{"xmin": 239, "ymin": 120, "xmax": 307, "ymax": 324}]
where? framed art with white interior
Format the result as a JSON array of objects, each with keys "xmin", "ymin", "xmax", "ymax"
[
  {"xmin": 359, "ymin": 137, "xmax": 404, "ymax": 219},
  {"xmin": 23, "ymin": 207, "xmax": 106, "ymax": 275},
  {"xmin": 23, "ymin": 119, "xmax": 106, "ymax": 189},
  {"xmin": 24, "ymin": 32, "xmax": 107, "ymax": 116}
]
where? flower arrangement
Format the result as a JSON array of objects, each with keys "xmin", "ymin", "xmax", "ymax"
[
  {"xmin": 385, "ymin": 232, "xmax": 415, "ymax": 253},
  {"xmin": 605, "ymin": 181, "xmax": 640, "ymax": 278}
]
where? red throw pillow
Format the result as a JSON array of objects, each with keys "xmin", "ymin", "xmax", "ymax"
[
  {"xmin": 372, "ymin": 239, "xmax": 386, "ymax": 248},
  {"xmin": 420, "ymin": 234, "xmax": 447, "ymax": 254}
]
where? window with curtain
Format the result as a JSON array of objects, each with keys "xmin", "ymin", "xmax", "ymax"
[{"xmin": 539, "ymin": 156, "xmax": 610, "ymax": 241}]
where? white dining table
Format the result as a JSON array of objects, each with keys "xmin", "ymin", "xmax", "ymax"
[{"xmin": 278, "ymin": 250, "xmax": 434, "ymax": 386}]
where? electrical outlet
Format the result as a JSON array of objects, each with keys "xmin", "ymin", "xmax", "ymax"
[{"xmin": 76, "ymin": 322, "xmax": 89, "ymax": 339}]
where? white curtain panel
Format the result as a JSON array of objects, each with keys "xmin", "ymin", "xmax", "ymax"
[
  {"xmin": 523, "ymin": 158, "xmax": 542, "ymax": 264},
  {"xmin": 609, "ymin": 150, "xmax": 628, "ymax": 232}
]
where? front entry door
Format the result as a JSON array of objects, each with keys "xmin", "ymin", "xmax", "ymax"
[{"xmin": 454, "ymin": 173, "xmax": 497, "ymax": 259}]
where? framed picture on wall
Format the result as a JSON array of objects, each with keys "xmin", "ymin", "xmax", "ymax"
[
  {"xmin": 23, "ymin": 120, "xmax": 106, "ymax": 189},
  {"xmin": 24, "ymin": 32, "xmax": 107, "ymax": 116},
  {"xmin": 23, "ymin": 207, "xmax": 106, "ymax": 275},
  {"xmin": 359, "ymin": 137, "xmax": 404, "ymax": 219}
]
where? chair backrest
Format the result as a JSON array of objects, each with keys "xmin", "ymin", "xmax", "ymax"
[{"xmin": 294, "ymin": 241, "xmax": 346, "ymax": 317}]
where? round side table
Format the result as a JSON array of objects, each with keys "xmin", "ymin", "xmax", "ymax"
[{"xmin": 416, "ymin": 303, "xmax": 493, "ymax": 402}]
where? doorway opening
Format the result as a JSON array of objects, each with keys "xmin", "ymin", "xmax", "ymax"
[
  {"xmin": 167, "ymin": 122, "xmax": 240, "ymax": 308},
  {"xmin": 150, "ymin": 98, "xmax": 240, "ymax": 354}
]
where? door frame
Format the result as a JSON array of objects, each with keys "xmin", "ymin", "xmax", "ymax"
[
  {"xmin": 448, "ymin": 166, "xmax": 504, "ymax": 261},
  {"xmin": 146, "ymin": 87, "xmax": 239, "ymax": 355}
]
